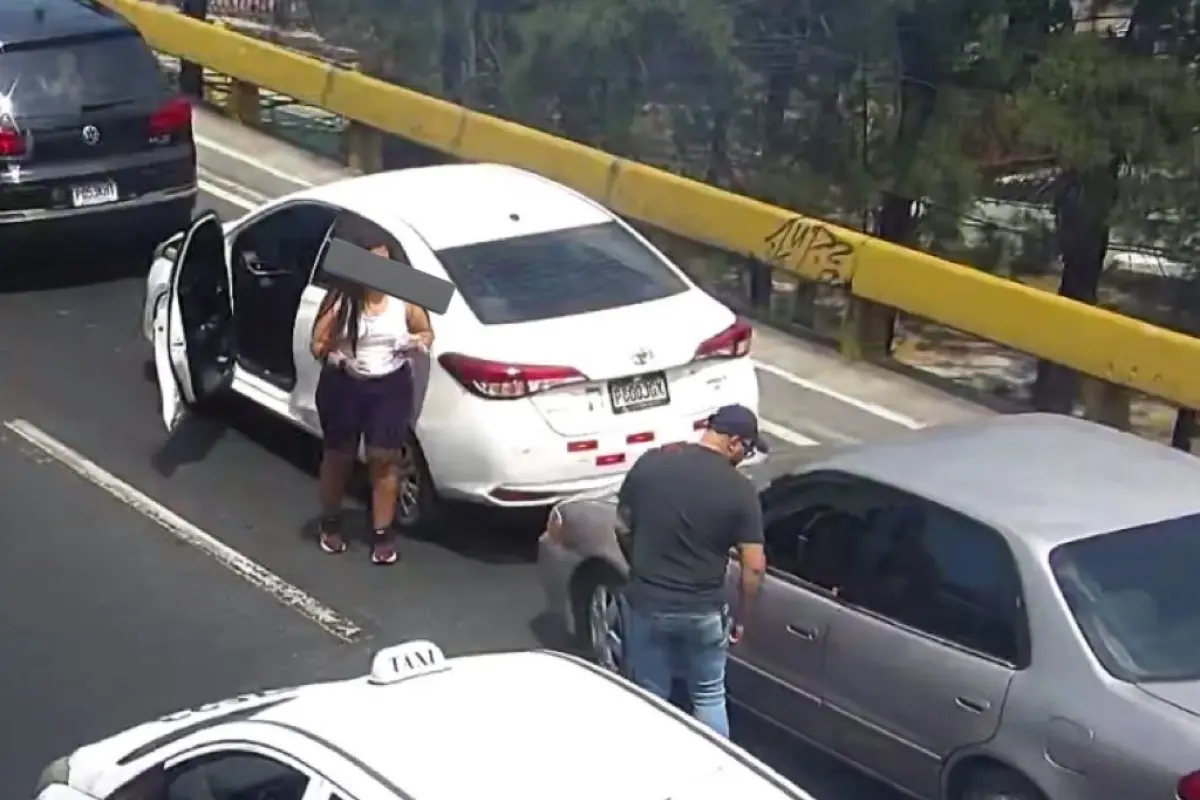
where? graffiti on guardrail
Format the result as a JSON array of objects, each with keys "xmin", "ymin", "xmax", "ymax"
[{"xmin": 762, "ymin": 215, "xmax": 856, "ymax": 283}]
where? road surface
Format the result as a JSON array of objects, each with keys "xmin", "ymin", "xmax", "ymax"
[{"xmin": 0, "ymin": 108, "xmax": 991, "ymax": 798}]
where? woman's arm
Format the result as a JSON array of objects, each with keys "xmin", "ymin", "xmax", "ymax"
[
  {"xmin": 407, "ymin": 303, "xmax": 435, "ymax": 349},
  {"xmin": 310, "ymin": 293, "xmax": 343, "ymax": 361}
]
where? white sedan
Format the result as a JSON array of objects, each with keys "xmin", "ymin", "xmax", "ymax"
[
  {"xmin": 142, "ymin": 163, "xmax": 760, "ymax": 532},
  {"xmin": 33, "ymin": 640, "xmax": 817, "ymax": 800}
]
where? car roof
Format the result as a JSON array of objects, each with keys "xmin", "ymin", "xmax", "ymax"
[
  {"xmin": 804, "ymin": 412, "xmax": 1200, "ymax": 545},
  {"xmin": 298, "ymin": 163, "xmax": 613, "ymax": 251},
  {"xmin": 254, "ymin": 648, "xmax": 812, "ymax": 800},
  {"xmin": 0, "ymin": 0, "xmax": 130, "ymax": 47}
]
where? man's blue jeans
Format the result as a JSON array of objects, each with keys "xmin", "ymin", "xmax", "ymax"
[{"xmin": 623, "ymin": 603, "xmax": 731, "ymax": 737}]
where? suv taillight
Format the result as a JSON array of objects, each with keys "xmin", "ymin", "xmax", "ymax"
[
  {"xmin": 0, "ymin": 126, "xmax": 25, "ymax": 157},
  {"xmin": 1178, "ymin": 772, "xmax": 1200, "ymax": 800},
  {"xmin": 693, "ymin": 319, "xmax": 752, "ymax": 361},
  {"xmin": 148, "ymin": 97, "xmax": 191, "ymax": 138},
  {"xmin": 438, "ymin": 353, "xmax": 586, "ymax": 399}
]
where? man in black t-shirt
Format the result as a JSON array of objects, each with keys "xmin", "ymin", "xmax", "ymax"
[{"xmin": 616, "ymin": 404, "xmax": 769, "ymax": 737}]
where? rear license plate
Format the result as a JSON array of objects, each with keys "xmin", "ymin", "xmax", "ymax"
[
  {"xmin": 608, "ymin": 372, "xmax": 670, "ymax": 414},
  {"xmin": 71, "ymin": 181, "xmax": 118, "ymax": 208}
]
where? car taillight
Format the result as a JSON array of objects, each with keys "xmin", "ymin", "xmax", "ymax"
[
  {"xmin": 1178, "ymin": 772, "xmax": 1200, "ymax": 800},
  {"xmin": 148, "ymin": 97, "xmax": 191, "ymax": 138},
  {"xmin": 694, "ymin": 319, "xmax": 753, "ymax": 361},
  {"xmin": 438, "ymin": 353, "xmax": 586, "ymax": 399},
  {"xmin": 0, "ymin": 126, "xmax": 25, "ymax": 157}
]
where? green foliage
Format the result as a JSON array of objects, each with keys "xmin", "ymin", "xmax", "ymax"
[{"xmin": 300, "ymin": 0, "xmax": 1200, "ymax": 300}]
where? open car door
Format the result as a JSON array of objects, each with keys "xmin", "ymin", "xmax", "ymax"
[{"xmin": 152, "ymin": 210, "xmax": 235, "ymax": 433}]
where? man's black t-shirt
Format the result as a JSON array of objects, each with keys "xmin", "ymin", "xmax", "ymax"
[{"xmin": 618, "ymin": 443, "xmax": 764, "ymax": 612}]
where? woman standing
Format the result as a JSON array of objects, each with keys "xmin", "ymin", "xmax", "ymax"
[{"xmin": 309, "ymin": 222, "xmax": 435, "ymax": 564}]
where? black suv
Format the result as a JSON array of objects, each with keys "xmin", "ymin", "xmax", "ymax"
[{"xmin": 0, "ymin": 0, "xmax": 197, "ymax": 247}]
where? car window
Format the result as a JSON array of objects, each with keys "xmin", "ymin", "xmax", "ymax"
[
  {"xmin": 311, "ymin": 211, "xmax": 409, "ymax": 288},
  {"xmin": 166, "ymin": 751, "xmax": 309, "ymax": 800},
  {"xmin": 845, "ymin": 497, "xmax": 1024, "ymax": 664},
  {"xmin": 235, "ymin": 204, "xmax": 338, "ymax": 281},
  {"xmin": 763, "ymin": 478, "xmax": 874, "ymax": 592},
  {"xmin": 435, "ymin": 221, "xmax": 689, "ymax": 324},
  {"xmin": 1051, "ymin": 512, "xmax": 1200, "ymax": 681},
  {"xmin": 0, "ymin": 33, "xmax": 170, "ymax": 115}
]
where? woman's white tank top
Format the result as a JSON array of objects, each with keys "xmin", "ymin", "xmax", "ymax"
[{"xmin": 336, "ymin": 297, "xmax": 412, "ymax": 378}]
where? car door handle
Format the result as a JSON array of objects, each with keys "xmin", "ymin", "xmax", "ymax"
[
  {"xmin": 786, "ymin": 624, "xmax": 819, "ymax": 641},
  {"xmin": 955, "ymin": 696, "xmax": 990, "ymax": 714}
]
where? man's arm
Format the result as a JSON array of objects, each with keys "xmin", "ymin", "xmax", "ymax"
[{"xmin": 731, "ymin": 488, "xmax": 767, "ymax": 643}]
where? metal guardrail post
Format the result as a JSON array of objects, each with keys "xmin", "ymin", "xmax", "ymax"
[
  {"xmin": 1081, "ymin": 377, "xmax": 1132, "ymax": 430},
  {"xmin": 838, "ymin": 297, "xmax": 895, "ymax": 361},
  {"xmin": 228, "ymin": 79, "xmax": 260, "ymax": 126},
  {"xmin": 177, "ymin": 0, "xmax": 208, "ymax": 99}
]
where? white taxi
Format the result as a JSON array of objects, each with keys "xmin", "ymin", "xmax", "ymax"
[
  {"xmin": 141, "ymin": 163, "xmax": 760, "ymax": 534},
  {"xmin": 34, "ymin": 641, "xmax": 816, "ymax": 800}
]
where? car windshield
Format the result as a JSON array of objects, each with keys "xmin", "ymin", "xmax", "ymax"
[
  {"xmin": 435, "ymin": 221, "xmax": 689, "ymax": 325},
  {"xmin": 0, "ymin": 33, "xmax": 169, "ymax": 116},
  {"xmin": 1050, "ymin": 512, "xmax": 1200, "ymax": 682}
]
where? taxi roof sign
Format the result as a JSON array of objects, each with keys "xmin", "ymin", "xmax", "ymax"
[{"xmin": 368, "ymin": 640, "xmax": 448, "ymax": 685}]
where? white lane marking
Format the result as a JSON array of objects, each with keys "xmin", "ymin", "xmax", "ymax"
[
  {"xmin": 3, "ymin": 419, "xmax": 364, "ymax": 644},
  {"xmin": 196, "ymin": 134, "xmax": 316, "ymax": 187},
  {"xmin": 753, "ymin": 360, "xmax": 925, "ymax": 430},
  {"xmin": 189, "ymin": 136, "xmax": 930, "ymax": 432},
  {"xmin": 198, "ymin": 178, "xmax": 258, "ymax": 211},
  {"xmin": 760, "ymin": 420, "xmax": 820, "ymax": 448},
  {"xmin": 199, "ymin": 167, "xmax": 270, "ymax": 203}
]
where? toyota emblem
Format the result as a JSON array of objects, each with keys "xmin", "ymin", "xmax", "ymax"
[
  {"xmin": 631, "ymin": 348, "xmax": 653, "ymax": 365},
  {"xmin": 81, "ymin": 124, "xmax": 100, "ymax": 145}
]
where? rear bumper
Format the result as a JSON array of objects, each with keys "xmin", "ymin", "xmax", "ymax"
[
  {"xmin": 0, "ymin": 183, "xmax": 196, "ymax": 226},
  {"xmin": 424, "ymin": 360, "xmax": 762, "ymax": 508}
]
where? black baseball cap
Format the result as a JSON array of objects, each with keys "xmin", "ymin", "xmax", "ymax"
[{"xmin": 707, "ymin": 404, "xmax": 769, "ymax": 454}]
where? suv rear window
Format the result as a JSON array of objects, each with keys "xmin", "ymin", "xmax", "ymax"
[
  {"xmin": 1051, "ymin": 513, "xmax": 1200, "ymax": 681},
  {"xmin": 435, "ymin": 221, "xmax": 689, "ymax": 325},
  {"xmin": 0, "ymin": 33, "xmax": 169, "ymax": 116}
]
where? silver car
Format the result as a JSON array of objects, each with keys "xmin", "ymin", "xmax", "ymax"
[{"xmin": 537, "ymin": 412, "xmax": 1200, "ymax": 800}]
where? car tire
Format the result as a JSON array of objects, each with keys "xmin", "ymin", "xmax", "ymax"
[
  {"xmin": 394, "ymin": 436, "xmax": 445, "ymax": 537},
  {"xmin": 958, "ymin": 766, "xmax": 1045, "ymax": 800},
  {"xmin": 571, "ymin": 562, "xmax": 626, "ymax": 675}
]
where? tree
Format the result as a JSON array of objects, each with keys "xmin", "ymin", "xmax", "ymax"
[{"xmin": 1015, "ymin": 0, "xmax": 1200, "ymax": 412}]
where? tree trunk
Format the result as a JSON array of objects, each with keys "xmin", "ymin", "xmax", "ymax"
[
  {"xmin": 1031, "ymin": 159, "xmax": 1119, "ymax": 413},
  {"xmin": 868, "ymin": 10, "xmax": 940, "ymax": 351}
]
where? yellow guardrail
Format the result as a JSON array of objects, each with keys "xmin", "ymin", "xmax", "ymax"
[{"xmin": 102, "ymin": 0, "xmax": 1200, "ymax": 412}]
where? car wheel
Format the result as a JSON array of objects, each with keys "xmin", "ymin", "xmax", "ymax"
[
  {"xmin": 394, "ymin": 436, "xmax": 444, "ymax": 536},
  {"xmin": 958, "ymin": 766, "xmax": 1045, "ymax": 800},
  {"xmin": 573, "ymin": 564, "xmax": 625, "ymax": 674}
]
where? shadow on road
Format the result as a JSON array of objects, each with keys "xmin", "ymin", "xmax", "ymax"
[{"xmin": 0, "ymin": 241, "xmax": 157, "ymax": 293}]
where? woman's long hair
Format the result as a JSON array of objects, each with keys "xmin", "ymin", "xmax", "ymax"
[{"xmin": 326, "ymin": 278, "xmax": 365, "ymax": 355}]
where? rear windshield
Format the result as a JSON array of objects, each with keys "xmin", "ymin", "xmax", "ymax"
[
  {"xmin": 435, "ymin": 221, "xmax": 689, "ymax": 325},
  {"xmin": 0, "ymin": 33, "xmax": 169, "ymax": 116},
  {"xmin": 1051, "ymin": 513, "xmax": 1200, "ymax": 681}
]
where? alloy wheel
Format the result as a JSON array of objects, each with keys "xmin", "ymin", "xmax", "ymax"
[
  {"xmin": 587, "ymin": 583, "xmax": 623, "ymax": 673},
  {"xmin": 395, "ymin": 444, "xmax": 422, "ymax": 525}
]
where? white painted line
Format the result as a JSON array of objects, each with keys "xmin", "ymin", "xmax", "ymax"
[
  {"xmin": 188, "ymin": 134, "xmax": 930, "ymax": 433},
  {"xmin": 3, "ymin": 419, "xmax": 364, "ymax": 644},
  {"xmin": 199, "ymin": 167, "xmax": 270, "ymax": 204},
  {"xmin": 198, "ymin": 178, "xmax": 257, "ymax": 211},
  {"xmin": 753, "ymin": 360, "xmax": 925, "ymax": 430},
  {"xmin": 196, "ymin": 134, "xmax": 316, "ymax": 187},
  {"xmin": 761, "ymin": 420, "xmax": 820, "ymax": 448}
]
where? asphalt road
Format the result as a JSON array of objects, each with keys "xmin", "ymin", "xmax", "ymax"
[{"xmin": 0, "ymin": 128, "xmax": 964, "ymax": 796}]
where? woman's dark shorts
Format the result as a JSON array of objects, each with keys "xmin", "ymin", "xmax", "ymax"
[{"xmin": 316, "ymin": 364, "xmax": 415, "ymax": 457}]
